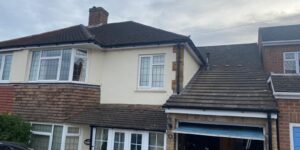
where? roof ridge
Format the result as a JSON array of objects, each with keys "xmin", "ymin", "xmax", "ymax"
[{"xmin": 0, "ymin": 24, "xmax": 84, "ymax": 44}]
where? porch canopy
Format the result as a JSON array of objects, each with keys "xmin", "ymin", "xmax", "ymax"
[{"xmin": 174, "ymin": 122, "xmax": 264, "ymax": 141}]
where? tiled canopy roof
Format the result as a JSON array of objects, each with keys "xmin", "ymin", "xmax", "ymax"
[
  {"xmin": 164, "ymin": 43, "xmax": 277, "ymax": 112},
  {"xmin": 271, "ymin": 75, "xmax": 300, "ymax": 93},
  {"xmin": 259, "ymin": 24, "xmax": 300, "ymax": 42},
  {"xmin": 67, "ymin": 104, "xmax": 167, "ymax": 132}
]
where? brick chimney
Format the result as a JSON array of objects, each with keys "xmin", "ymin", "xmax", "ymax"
[{"xmin": 88, "ymin": 6, "xmax": 109, "ymax": 26}]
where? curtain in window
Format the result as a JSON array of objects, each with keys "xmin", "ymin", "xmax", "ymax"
[
  {"xmin": 139, "ymin": 57, "xmax": 151, "ymax": 86},
  {"xmin": 65, "ymin": 136, "xmax": 79, "ymax": 150},
  {"xmin": 95, "ymin": 128, "xmax": 108, "ymax": 150},
  {"xmin": 2, "ymin": 55, "xmax": 12, "ymax": 80},
  {"xmin": 149, "ymin": 133, "xmax": 164, "ymax": 150},
  {"xmin": 31, "ymin": 134, "xmax": 50, "ymax": 150},
  {"xmin": 51, "ymin": 125, "xmax": 63, "ymax": 150},
  {"xmin": 59, "ymin": 49, "xmax": 72, "ymax": 80},
  {"xmin": 29, "ymin": 51, "xmax": 41, "ymax": 81}
]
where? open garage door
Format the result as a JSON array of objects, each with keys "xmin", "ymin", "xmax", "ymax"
[{"xmin": 174, "ymin": 122, "xmax": 264, "ymax": 150}]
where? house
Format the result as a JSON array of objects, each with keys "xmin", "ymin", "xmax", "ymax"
[
  {"xmin": 259, "ymin": 24, "xmax": 300, "ymax": 150},
  {"xmin": 0, "ymin": 6, "xmax": 299, "ymax": 150},
  {"xmin": 0, "ymin": 6, "xmax": 204, "ymax": 150}
]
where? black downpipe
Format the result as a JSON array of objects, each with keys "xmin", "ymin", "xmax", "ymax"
[
  {"xmin": 268, "ymin": 113, "xmax": 273, "ymax": 150},
  {"xmin": 276, "ymin": 114, "xmax": 280, "ymax": 150},
  {"xmin": 89, "ymin": 125, "xmax": 94, "ymax": 150},
  {"xmin": 176, "ymin": 43, "xmax": 181, "ymax": 94}
]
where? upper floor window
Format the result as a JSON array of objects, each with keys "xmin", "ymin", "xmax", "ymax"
[
  {"xmin": 29, "ymin": 49, "xmax": 87, "ymax": 82},
  {"xmin": 0, "ymin": 53, "xmax": 12, "ymax": 82},
  {"xmin": 138, "ymin": 54, "xmax": 165, "ymax": 89},
  {"xmin": 284, "ymin": 52, "xmax": 300, "ymax": 74}
]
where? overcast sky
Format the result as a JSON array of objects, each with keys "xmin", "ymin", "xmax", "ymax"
[{"xmin": 1, "ymin": 0, "xmax": 300, "ymax": 46}]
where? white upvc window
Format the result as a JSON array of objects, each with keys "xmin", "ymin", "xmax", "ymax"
[
  {"xmin": 290, "ymin": 123, "xmax": 300, "ymax": 150},
  {"xmin": 284, "ymin": 52, "xmax": 300, "ymax": 74},
  {"xmin": 138, "ymin": 54, "xmax": 165, "ymax": 89},
  {"xmin": 0, "ymin": 53, "xmax": 13, "ymax": 82},
  {"xmin": 29, "ymin": 48, "xmax": 87, "ymax": 82},
  {"xmin": 30, "ymin": 123, "xmax": 80, "ymax": 150},
  {"xmin": 93, "ymin": 128, "xmax": 166, "ymax": 150}
]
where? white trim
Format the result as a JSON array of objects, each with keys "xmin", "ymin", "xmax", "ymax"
[
  {"xmin": 283, "ymin": 52, "xmax": 300, "ymax": 74},
  {"xmin": 269, "ymin": 74, "xmax": 300, "ymax": 99},
  {"xmin": 184, "ymin": 43, "xmax": 202, "ymax": 65},
  {"xmin": 262, "ymin": 39, "xmax": 300, "ymax": 46},
  {"xmin": 165, "ymin": 108, "xmax": 277, "ymax": 119},
  {"xmin": 289, "ymin": 123, "xmax": 300, "ymax": 150}
]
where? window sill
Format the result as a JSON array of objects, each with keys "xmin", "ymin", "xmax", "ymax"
[{"xmin": 135, "ymin": 89, "xmax": 167, "ymax": 93}]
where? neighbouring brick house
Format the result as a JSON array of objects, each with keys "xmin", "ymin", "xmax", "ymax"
[
  {"xmin": 259, "ymin": 24, "xmax": 300, "ymax": 150},
  {"xmin": 0, "ymin": 6, "xmax": 298, "ymax": 150}
]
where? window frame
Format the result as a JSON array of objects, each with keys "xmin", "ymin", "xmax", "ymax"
[
  {"xmin": 283, "ymin": 52, "xmax": 300, "ymax": 74},
  {"xmin": 0, "ymin": 53, "xmax": 13, "ymax": 83},
  {"xmin": 148, "ymin": 132, "xmax": 165, "ymax": 150},
  {"xmin": 137, "ymin": 54, "xmax": 165, "ymax": 90},
  {"xmin": 290, "ymin": 123, "xmax": 300, "ymax": 150},
  {"xmin": 30, "ymin": 122, "xmax": 81, "ymax": 150},
  {"xmin": 28, "ymin": 48, "xmax": 88, "ymax": 83}
]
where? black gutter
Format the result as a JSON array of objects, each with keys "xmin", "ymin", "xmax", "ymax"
[
  {"xmin": 276, "ymin": 113, "xmax": 280, "ymax": 150},
  {"xmin": 267, "ymin": 113, "xmax": 273, "ymax": 150},
  {"xmin": 89, "ymin": 125, "xmax": 94, "ymax": 150},
  {"xmin": 176, "ymin": 43, "xmax": 181, "ymax": 94}
]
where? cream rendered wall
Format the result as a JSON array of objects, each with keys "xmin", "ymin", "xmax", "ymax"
[
  {"xmin": 100, "ymin": 46, "xmax": 176, "ymax": 105},
  {"xmin": 86, "ymin": 49, "xmax": 103, "ymax": 85},
  {"xmin": 10, "ymin": 50, "xmax": 30, "ymax": 82},
  {"xmin": 183, "ymin": 48, "xmax": 200, "ymax": 87}
]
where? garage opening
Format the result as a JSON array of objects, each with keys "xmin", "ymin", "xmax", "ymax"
[{"xmin": 175, "ymin": 122, "xmax": 264, "ymax": 150}]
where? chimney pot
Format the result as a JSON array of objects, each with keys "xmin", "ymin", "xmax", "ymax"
[{"xmin": 88, "ymin": 6, "xmax": 109, "ymax": 26}]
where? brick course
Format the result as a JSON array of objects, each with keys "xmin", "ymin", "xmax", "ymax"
[{"xmin": 0, "ymin": 84, "xmax": 15, "ymax": 113}]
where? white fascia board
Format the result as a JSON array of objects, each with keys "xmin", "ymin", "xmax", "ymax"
[
  {"xmin": 102, "ymin": 43, "xmax": 177, "ymax": 51},
  {"xmin": 165, "ymin": 108, "xmax": 277, "ymax": 119},
  {"xmin": 274, "ymin": 92, "xmax": 300, "ymax": 99},
  {"xmin": 262, "ymin": 39, "xmax": 300, "ymax": 46}
]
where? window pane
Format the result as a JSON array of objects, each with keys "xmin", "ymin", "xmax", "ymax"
[
  {"xmin": 72, "ymin": 56, "xmax": 87, "ymax": 82},
  {"xmin": 285, "ymin": 53, "xmax": 295, "ymax": 59},
  {"xmin": 68, "ymin": 127, "xmax": 80, "ymax": 134},
  {"xmin": 95, "ymin": 128, "xmax": 108, "ymax": 150},
  {"xmin": 39, "ymin": 59, "xmax": 59, "ymax": 80},
  {"xmin": 284, "ymin": 60, "xmax": 297, "ymax": 73},
  {"xmin": 153, "ymin": 55, "xmax": 164, "ymax": 64},
  {"xmin": 139, "ymin": 57, "xmax": 150, "ymax": 86},
  {"xmin": 131, "ymin": 134, "xmax": 142, "ymax": 150},
  {"xmin": 2, "ymin": 55, "xmax": 12, "ymax": 80},
  {"xmin": 41, "ymin": 50, "xmax": 61, "ymax": 57},
  {"xmin": 59, "ymin": 49, "xmax": 72, "ymax": 81},
  {"xmin": 114, "ymin": 132, "xmax": 125, "ymax": 150},
  {"xmin": 156, "ymin": 133, "xmax": 164, "ymax": 146},
  {"xmin": 76, "ymin": 49, "xmax": 87, "ymax": 57},
  {"xmin": 29, "ymin": 51, "xmax": 41, "ymax": 81},
  {"xmin": 152, "ymin": 65, "xmax": 164, "ymax": 87},
  {"xmin": 31, "ymin": 124, "xmax": 52, "ymax": 132},
  {"xmin": 149, "ymin": 133, "xmax": 164, "ymax": 150},
  {"xmin": 65, "ymin": 136, "xmax": 79, "ymax": 150},
  {"xmin": 51, "ymin": 125, "xmax": 63, "ymax": 150},
  {"xmin": 31, "ymin": 134, "xmax": 50, "ymax": 150}
]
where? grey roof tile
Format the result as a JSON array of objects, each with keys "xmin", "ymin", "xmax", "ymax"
[
  {"xmin": 260, "ymin": 24, "xmax": 300, "ymax": 42},
  {"xmin": 271, "ymin": 75, "xmax": 300, "ymax": 92}
]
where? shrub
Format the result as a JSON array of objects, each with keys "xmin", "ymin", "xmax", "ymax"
[{"xmin": 0, "ymin": 114, "xmax": 31, "ymax": 144}]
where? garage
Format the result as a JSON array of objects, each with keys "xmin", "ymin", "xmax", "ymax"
[{"xmin": 175, "ymin": 122, "xmax": 264, "ymax": 150}]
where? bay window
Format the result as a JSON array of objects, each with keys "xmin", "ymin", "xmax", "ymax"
[
  {"xmin": 138, "ymin": 54, "xmax": 165, "ymax": 89},
  {"xmin": 0, "ymin": 53, "xmax": 12, "ymax": 82},
  {"xmin": 284, "ymin": 52, "xmax": 300, "ymax": 74},
  {"xmin": 31, "ymin": 123, "xmax": 80, "ymax": 150},
  {"xmin": 29, "ymin": 49, "xmax": 87, "ymax": 82}
]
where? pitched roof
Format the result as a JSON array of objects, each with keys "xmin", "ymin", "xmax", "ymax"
[
  {"xmin": 67, "ymin": 104, "xmax": 167, "ymax": 132},
  {"xmin": 164, "ymin": 43, "xmax": 277, "ymax": 112},
  {"xmin": 259, "ymin": 24, "xmax": 300, "ymax": 42},
  {"xmin": 0, "ymin": 21, "xmax": 188, "ymax": 49},
  {"xmin": 271, "ymin": 75, "xmax": 300, "ymax": 93}
]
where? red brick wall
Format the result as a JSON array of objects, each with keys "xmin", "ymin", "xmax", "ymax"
[
  {"xmin": 277, "ymin": 99, "xmax": 300, "ymax": 150},
  {"xmin": 0, "ymin": 84, "xmax": 15, "ymax": 113},
  {"xmin": 262, "ymin": 45, "xmax": 300, "ymax": 73}
]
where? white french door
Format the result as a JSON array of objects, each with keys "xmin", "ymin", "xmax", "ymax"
[{"xmin": 107, "ymin": 130, "xmax": 148, "ymax": 150}]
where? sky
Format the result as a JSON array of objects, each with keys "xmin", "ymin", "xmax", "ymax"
[{"xmin": 1, "ymin": 0, "xmax": 300, "ymax": 46}]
